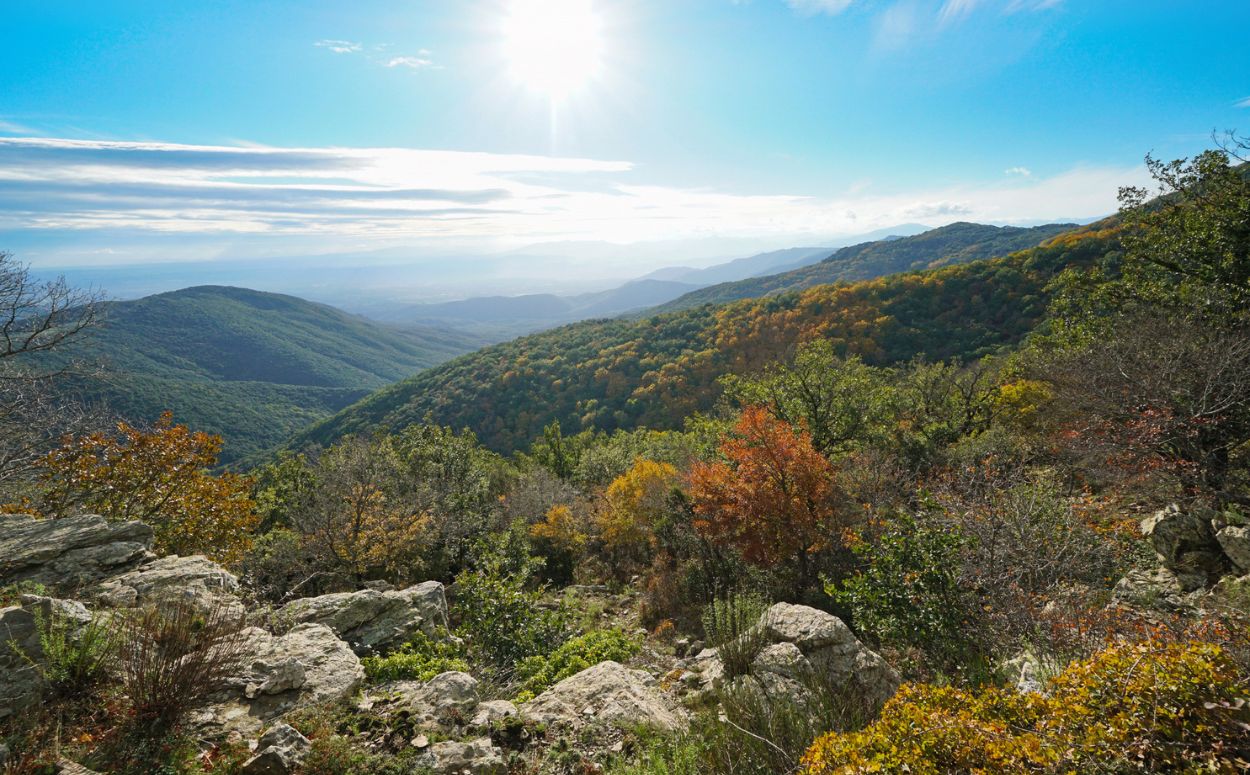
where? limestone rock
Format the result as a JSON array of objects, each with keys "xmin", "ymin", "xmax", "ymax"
[
  {"xmin": 277, "ymin": 581, "xmax": 449, "ymax": 656},
  {"xmin": 1113, "ymin": 565, "xmax": 1205, "ymax": 610},
  {"xmin": 1216, "ymin": 525, "xmax": 1250, "ymax": 574},
  {"xmin": 379, "ymin": 671, "xmax": 481, "ymax": 729},
  {"xmin": 193, "ymin": 623, "xmax": 363, "ymax": 737},
  {"xmin": 521, "ymin": 661, "xmax": 684, "ymax": 732},
  {"xmin": 0, "ymin": 595, "xmax": 95, "ymax": 719},
  {"xmin": 240, "ymin": 723, "xmax": 311, "ymax": 775},
  {"xmin": 752, "ymin": 603, "xmax": 900, "ymax": 712},
  {"xmin": 1141, "ymin": 504, "xmax": 1227, "ymax": 580},
  {"xmin": 415, "ymin": 737, "xmax": 506, "ymax": 775},
  {"xmin": 470, "ymin": 699, "xmax": 519, "ymax": 729},
  {"xmin": 0, "ymin": 513, "xmax": 153, "ymax": 590},
  {"xmin": 95, "ymin": 554, "xmax": 243, "ymax": 616}
]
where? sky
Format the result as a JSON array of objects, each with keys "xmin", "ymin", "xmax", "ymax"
[{"xmin": 1, "ymin": 0, "xmax": 1247, "ymax": 282}]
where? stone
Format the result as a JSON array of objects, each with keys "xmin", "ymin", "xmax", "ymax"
[
  {"xmin": 470, "ymin": 699, "xmax": 519, "ymax": 729},
  {"xmin": 380, "ymin": 671, "xmax": 481, "ymax": 729},
  {"xmin": 521, "ymin": 661, "xmax": 684, "ymax": 732},
  {"xmin": 1216, "ymin": 525, "xmax": 1250, "ymax": 574},
  {"xmin": 1000, "ymin": 652, "xmax": 1045, "ymax": 694},
  {"xmin": 1140, "ymin": 504, "xmax": 1227, "ymax": 580},
  {"xmin": 415, "ymin": 737, "xmax": 506, "ymax": 775},
  {"xmin": 95, "ymin": 554, "xmax": 243, "ymax": 616},
  {"xmin": 240, "ymin": 722, "xmax": 311, "ymax": 775},
  {"xmin": 277, "ymin": 581, "xmax": 449, "ymax": 656},
  {"xmin": 0, "ymin": 513, "xmax": 153, "ymax": 590},
  {"xmin": 1113, "ymin": 566, "xmax": 1205, "ymax": 610},
  {"xmin": 750, "ymin": 603, "xmax": 900, "ymax": 712},
  {"xmin": 56, "ymin": 761, "xmax": 103, "ymax": 775},
  {"xmin": 0, "ymin": 595, "xmax": 95, "ymax": 719},
  {"xmin": 192, "ymin": 623, "xmax": 363, "ymax": 737}
]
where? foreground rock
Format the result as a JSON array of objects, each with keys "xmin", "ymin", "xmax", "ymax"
[
  {"xmin": 191, "ymin": 623, "xmax": 364, "ymax": 737},
  {"xmin": 278, "ymin": 581, "xmax": 449, "ymax": 655},
  {"xmin": 0, "ymin": 596, "xmax": 92, "ymax": 720},
  {"xmin": 415, "ymin": 737, "xmax": 506, "ymax": 775},
  {"xmin": 240, "ymin": 723, "xmax": 311, "ymax": 775},
  {"xmin": 521, "ymin": 661, "xmax": 685, "ymax": 732},
  {"xmin": 95, "ymin": 554, "xmax": 244, "ymax": 616},
  {"xmin": 0, "ymin": 514, "xmax": 153, "ymax": 590},
  {"xmin": 1215, "ymin": 525, "xmax": 1250, "ymax": 574},
  {"xmin": 1141, "ymin": 504, "xmax": 1228, "ymax": 581}
]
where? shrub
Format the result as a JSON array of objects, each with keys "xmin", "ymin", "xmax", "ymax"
[
  {"xmin": 801, "ymin": 640, "xmax": 1250, "ymax": 774},
  {"xmin": 32, "ymin": 607, "xmax": 119, "ymax": 702},
  {"xmin": 514, "ymin": 628, "xmax": 641, "ymax": 700},
  {"xmin": 701, "ymin": 592, "xmax": 769, "ymax": 680},
  {"xmin": 361, "ymin": 631, "xmax": 470, "ymax": 682},
  {"xmin": 452, "ymin": 529, "xmax": 571, "ymax": 670}
]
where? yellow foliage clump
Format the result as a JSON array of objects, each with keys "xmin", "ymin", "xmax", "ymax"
[
  {"xmin": 599, "ymin": 459, "xmax": 679, "ymax": 558},
  {"xmin": 801, "ymin": 640, "xmax": 1250, "ymax": 775}
]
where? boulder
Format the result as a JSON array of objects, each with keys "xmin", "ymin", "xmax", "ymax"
[
  {"xmin": 470, "ymin": 699, "xmax": 519, "ymax": 730},
  {"xmin": 1216, "ymin": 525, "xmax": 1250, "ymax": 574},
  {"xmin": 1141, "ymin": 504, "xmax": 1227, "ymax": 580},
  {"xmin": 1000, "ymin": 652, "xmax": 1045, "ymax": 694},
  {"xmin": 521, "ymin": 661, "xmax": 684, "ymax": 732},
  {"xmin": 0, "ymin": 595, "xmax": 94, "ymax": 719},
  {"xmin": 415, "ymin": 737, "xmax": 506, "ymax": 775},
  {"xmin": 0, "ymin": 513, "xmax": 153, "ymax": 590},
  {"xmin": 277, "ymin": 581, "xmax": 449, "ymax": 656},
  {"xmin": 192, "ymin": 623, "xmax": 363, "ymax": 737},
  {"xmin": 95, "ymin": 554, "xmax": 243, "ymax": 616},
  {"xmin": 377, "ymin": 671, "xmax": 481, "ymax": 730},
  {"xmin": 750, "ymin": 603, "xmax": 900, "ymax": 712},
  {"xmin": 1113, "ymin": 565, "xmax": 1205, "ymax": 610},
  {"xmin": 240, "ymin": 723, "xmax": 311, "ymax": 775}
]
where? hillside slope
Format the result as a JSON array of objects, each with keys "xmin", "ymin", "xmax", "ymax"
[
  {"xmin": 648, "ymin": 221, "xmax": 1077, "ymax": 314},
  {"xmin": 61, "ymin": 286, "xmax": 486, "ymax": 464},
  {"xmin": 294, "ymin": 224, "xmax": 1119, "ymax": 454}
]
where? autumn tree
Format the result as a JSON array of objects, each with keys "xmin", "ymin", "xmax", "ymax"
[
  {"xmin": 599, "ymin": 458, "xmax": 680, "ymax": 573},
  {"xmin": 688, "ymin": 406, "xmax": 846, "ymax": 588},
  {"xmin": 33, "ymin": 412, "xmax": 258, "ymax": 565}
]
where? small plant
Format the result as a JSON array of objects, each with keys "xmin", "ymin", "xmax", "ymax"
[
  {"xmin": 31, "ymin": 606, "xmax": 119, "ymax": 702},
  {"xmin": 0, "ymin": 580, "xmax": 47, "ymax": 607},
  {"xmin": 701, "ymin": 592, "xmax": 768, "ymax": 679},
  {"xmin": 514, "ymin": 628, "xmax": 641, "ymax": 700},
  {"xmin": 361, "ymin": 631, "xmax": 470, "ymax": 682}
]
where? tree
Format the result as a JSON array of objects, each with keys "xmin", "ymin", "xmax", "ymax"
[
  {"xmin": 0, "ymin": 252, "xmax": 105, "ymax": 489},
  {"xmin": 33, "ymin": 412, "xmax": 258, "ymax": 565},
  {"xmin": 599, "ymin": 459, "xmax": 680, "ymax": 572},
  {"xmin": 688, "ymin": 407, "xmax": 846, "ymax": 587}
]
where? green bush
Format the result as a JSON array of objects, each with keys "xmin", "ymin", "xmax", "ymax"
[
  {"xmin": 452, "ymin": 529, "xmax": 570, "ymax": 669},
  {"xmin": 514, "ymin": 628, "xmax": 641, "ymax": 701},
  {"xmin": 33, "ymin": 607, "xmax": 119, "ymax": 702},
  {"xmin": 361, "ymin": 631, "xmax": 470, "ymax": 682},
  {"xmin": 701, "ymin": 592, "xmax": 768, "ymax": 679}
]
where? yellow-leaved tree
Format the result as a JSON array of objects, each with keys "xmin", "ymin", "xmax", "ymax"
[
  {"xmin": 31, "ymin": 412, "xmax": 258, "ymax": 565},
  {"xmin": 599, "ymin": 459, "xmax": 680, "ymax": 572}
]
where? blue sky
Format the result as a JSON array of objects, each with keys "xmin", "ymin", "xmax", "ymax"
[{"xmin": 1, "ymin": 0, "xmax": 1247, "ymax": 273}]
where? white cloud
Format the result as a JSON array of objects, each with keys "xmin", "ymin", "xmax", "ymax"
[
  {"xmin": 0, "ymin": 136, "xmax": 1144, "ymax": 262},
  {"xmin": 387, "ymin": 54, "xmax": 436, "ymax": 69},
  {"xmin": 314, "ymin": 39, "xmax": 361, "ymax": 54},
  {"xmin": 938, "ymin": 0, "xmax": 980, "ymax": 23},
  {"xmin": 785, "ymin": 0, "xmax": 855, "ymax": 16},
  {"xmin": 0, "ymin": 119, "xmax": 36, "ymax": 135},
  {"xmin": 1236, "ymin": 96, "xmax": 1250, "ymax": 109},
  {"xmin": 1005, "ymin": 166, "xmax": 1032, "ymax": 177}
]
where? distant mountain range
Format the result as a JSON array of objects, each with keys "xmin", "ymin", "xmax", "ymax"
[{"xmin": 56, "ymin": 286, "xmax": 486, "ymax": 464}]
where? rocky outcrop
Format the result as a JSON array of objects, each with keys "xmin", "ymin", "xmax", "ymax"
[
  {"xmin": 0, "ymin": 514, "xmax": 153, "ymax": 590},
  {"xmin": 0, "ymin": 595, "xmax": 93, "ymax": 719},
  {"xmin": 240, "ymin": 723, "xmax": 311, "ymax": 775},
  {"xmin": 415, "ymin": 737, "xmax": 506, "ymax": 775},
  {"xmin": 95, "ymin": 554, "xmax": 243, "ymax": 616},
  {"xmin": 1215, "ymin": 525, "xmax": 1250, "ymax": 574},
  {"xmin": 192, "ymin": 623, "xmax": 363, "ymax": 737},
  {"xmin": 1141, "ymin": 504, "xmax": 1228, "ymax": 581},
  {"xmin": 751, "ymin": 603, "xmax": 901, "ymax": 712},
  {"xmin": 521, "ymin": 661, "xmax": 684, "ymax": 732},
  {"xmin": 1113, "ymin": 565, "xmax": 1205, "ymax": 610},
  {"xmin": 277, "ymin": 581, "xmax": 449, "ymax": 655}
]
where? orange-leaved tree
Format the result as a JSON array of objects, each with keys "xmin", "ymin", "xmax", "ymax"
[
  {"xmin": 688, "ymin": 406, "xmax": 844, "ymax": 585},
  {"xmin": 34, "ymin": 412, "xmax": 258, "ymax": 565}
]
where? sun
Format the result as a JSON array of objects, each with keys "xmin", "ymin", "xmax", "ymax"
[{"xmin": 503, "ymin": 0, "xmax": 605, "ymax": 101}]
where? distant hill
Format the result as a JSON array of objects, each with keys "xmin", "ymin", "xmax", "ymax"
[
  {"xmin": 293, "ymin": 222, "xmax": 1118, "ymax": 455},
  {"xmin": 648, "ymin": 222, "xmax": 1077, "ymax": 314},
  {"xmin": 639, "ymin": 247, "xmax": 834, "ymax": 286},
  {"xmin": 58, "ymin": 286, "xmax": 486, "ymax": 464}
]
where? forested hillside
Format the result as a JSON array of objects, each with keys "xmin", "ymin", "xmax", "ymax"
[
  {"xmin": 649, "ymin": 221, "xmax": 1077, "ymax": 314},
  {"xmin": 57, "ymin": 286, "xmax": 486, "ymax": 463},
  {"xmin": 296, "ymin": 222, "xmax": 1117, "ymax": 453}
]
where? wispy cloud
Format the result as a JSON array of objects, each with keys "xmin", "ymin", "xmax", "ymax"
[
  {"xmin": 387, "ymin": 50, "xmax": 436, "ymax": 69},
  {"xmin": 1005, "ymin": 166, "xmax": 1032, "ymax": 177},
  {"xmin": 785, "ymin": 0, "xmax": 856, "ymax": 16},
  {"xmin": 0, "ymin": 118, "xmax": 36, "ymax": 135},
  {"xmin": 0, "ymin": 136, "xmax": 1145, "ymax": 266},
  {"xmin": 938, "ymin": 0, "xmax": 980, "ymax": 23},
  {"xmin": 314, "ymin": 39, "xmax": 362, "ymax": 54},
  {"xmin": 1236, "ymin": 96, "xmax": 1250, "ymax": 109}
]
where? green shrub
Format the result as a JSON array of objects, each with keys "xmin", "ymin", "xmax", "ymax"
[
  {"xmin": 33, "ymin": 607, "xmax": 119, "ymax": 702},
  {"xmin": 0, "ymin": 581, "xmax": 47, "ymax": 607},
  {"xmin": 514, "ymin": 628, "xmax": 641, "ymax": 700},
  {"xmin": 361, "ymin": 631, "xmax": 470, "ymax": 682},
  {"xmin": 452, "ymin": 529, "xmax": 570, "ymax": 669},
  {"xmin": 800, "ymin": 640, "xmax": 1250, "ymax": 774},
  {"xmin": 701, "ymin": 592, "xmax": 768, "ymax": 679}
]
